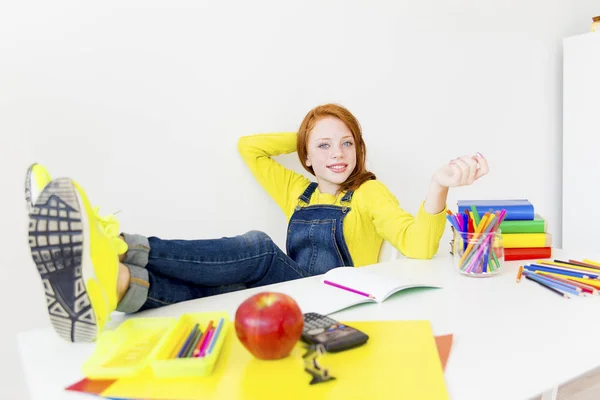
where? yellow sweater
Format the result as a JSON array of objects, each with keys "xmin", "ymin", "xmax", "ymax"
[{"xmin": 238, "ymin": 133, "xmax": 447, "ymax": 267}]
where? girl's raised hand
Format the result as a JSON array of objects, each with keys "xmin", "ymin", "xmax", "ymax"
[{"xmin": 434, "ymin": 152, "xmax": 489, "ymax": 188}]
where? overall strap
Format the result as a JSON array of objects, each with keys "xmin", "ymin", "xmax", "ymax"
[
  {"xmin": 298, "ymin": 182, "xmax": 319, "ymax": 204},
  {"xmin": 340, "ymin": 190, "xmax": 355, "ymax": 203}
]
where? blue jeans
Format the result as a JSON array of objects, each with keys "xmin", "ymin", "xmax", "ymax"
[{"xmin": 117, "ymin": 231, "xmax": 310, "ymax": 313}]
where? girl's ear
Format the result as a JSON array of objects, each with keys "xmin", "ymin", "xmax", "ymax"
[{"xmin": 306, "ymin": 157, "xmax": 312, "ymax": 167}]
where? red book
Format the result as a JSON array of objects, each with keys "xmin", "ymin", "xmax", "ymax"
[{"xmin": 504, "ymin": 247, "xmax": 552, "ymax": 261}]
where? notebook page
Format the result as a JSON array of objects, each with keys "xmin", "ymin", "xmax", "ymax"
[
  {"xmin": 322, "ymin": 267, "xmax": 416, "ymax": 302},
  {"xmin": 271, "ymin": 278, "xmax": 373, "ymax": 315}
]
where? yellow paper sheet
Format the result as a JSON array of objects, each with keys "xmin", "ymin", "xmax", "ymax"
[{"xmin": 101, "ymin": 320, "xmax": 449, "ymax": 400}]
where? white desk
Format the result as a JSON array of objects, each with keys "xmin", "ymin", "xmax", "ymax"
[{"xmin": 17, "ymin": 250, "xmax": 600, "ymax": 400}]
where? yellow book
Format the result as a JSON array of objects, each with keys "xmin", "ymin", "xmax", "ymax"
[
  {"xmin": 99, "ymin": 320, "xmax": 449, "ymax": 400},
  {"xmin": 501, "ymin": 233, "xmax": 552, "ymax": 248}
]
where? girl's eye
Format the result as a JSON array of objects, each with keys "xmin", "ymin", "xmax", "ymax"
[
  {"xmin": 318, "ymin": 143, "xmax": 330, "ymax": 149},
  {"xmin": 343, "ymin": 141, "xmax": 354, "ymax": 147}
]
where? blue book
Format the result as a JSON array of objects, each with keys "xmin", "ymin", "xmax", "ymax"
[{"xmin": 457, "ymin": 199, "xmax": 534, "ymax": 221}]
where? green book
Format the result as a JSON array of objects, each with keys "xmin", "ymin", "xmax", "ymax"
[{"xmin": 498, "ymin": 214, "xmax": 546, "ymax": 234}]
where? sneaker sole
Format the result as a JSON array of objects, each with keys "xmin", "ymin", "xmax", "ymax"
[
  {"xmin": 28, "ymin": 178, "xmax": 97, "ymax": 342},
  {"xmin": 24, "ymin": 163, "xmax": 36, "ymax": 214}
]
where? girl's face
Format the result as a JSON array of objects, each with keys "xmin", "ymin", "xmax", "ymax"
[{"xmin": 305, "ymin": 116, "xmax": 357, "ymax": 195}]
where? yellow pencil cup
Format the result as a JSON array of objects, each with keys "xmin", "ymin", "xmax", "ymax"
[{"xmin": 451, "ymin": 228, "xmax": 504, "ymax": 277}]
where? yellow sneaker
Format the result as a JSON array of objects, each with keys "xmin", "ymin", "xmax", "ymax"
[
  {"xmin": 24, "ymin": 163, "xmax": 128, "ymax": 256},
  {"xmin": 28, "ymin": 178, "xmax": 120, "ymax": 342}
]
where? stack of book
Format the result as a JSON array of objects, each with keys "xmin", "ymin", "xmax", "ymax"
[{"xmin": 457, "ymin": 200, "xmax": 552, "ymax": 261}]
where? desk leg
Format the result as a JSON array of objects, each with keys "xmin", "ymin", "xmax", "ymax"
[{"xmin": 541, "ymin": 386, "xmax": 558, "ymax": 400}]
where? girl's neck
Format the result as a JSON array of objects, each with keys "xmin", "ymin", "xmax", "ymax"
[{"xmin": 317, "ymin": 182, "xmax": 342, "ymax": 196}]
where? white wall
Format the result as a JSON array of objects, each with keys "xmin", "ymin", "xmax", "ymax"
[
  {"xmin": 1, "ymin": 1, "xmax": 598, "ymax": 398},
  {"xmin": 562, "ymin": 32, "xmax": 600, "ymax": 254}
]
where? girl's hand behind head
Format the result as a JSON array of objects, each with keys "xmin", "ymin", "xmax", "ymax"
[{"xmin": 434, "ymin": 152, "xmax": 489, "ymax": 188}]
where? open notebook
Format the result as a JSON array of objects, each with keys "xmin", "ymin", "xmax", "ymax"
[{"xmin": 275, "ymin": 266, "xmax": 441, "ymax": 315}]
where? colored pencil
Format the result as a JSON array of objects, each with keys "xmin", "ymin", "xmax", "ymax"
[
  {"xmin": 169, "ymin": 331, "xmax": 187, "ymax": 359},
  {"xmin": 198, "ymin": 328, "xmax": 215, "ymax": 357},
  {"xmin": 177, "ymin": 323, "xmax": 199, "ymax": 358},
  {"xmin": 482, "ymin": 245, "xmax": 489, "ymax": 273},
  {"xmin": 481, "ymin": 213, "xmax": 494, "ymax": 232},
  {"xmin": 542, "ymin": 273, "xmax": 600, "ymax": 290},
  {"xmin": 468, "ymin": 213, "xmax": 474, "ymax": 234},
  {"xmin": 465, "ymin": 241, "xmax": 487, "ymax": 273},
  {"xmin": 583, "ymin": 259, "xmax": 600, "ymax": 267},
  {"xmin": 561, "ymin": 277, "xmax": 599, "ymax": 294},
  {"xmin": 536, "ymin": 272, "xmax": 582, "ymax": 291},
  {"xmin": 460, "ymin": 212, "xmax": 469, "ymax": 251},
  {"xmin": 491, "ymin": 250, "xmax": 501, "ymax": 270},
  {"xmin": 493, "ymin": 209, "xmax": 507, "ymax": 230},
  {"xmin": 523, "ymin": 264, "xmax": 595, "ymax": 279},
  {"xmin": 323, "ymin": 280, "xmax": 375, "ymax": 299},
  {"xmin": 531, "ymin": 272, "xmax": 582, "ymax": 294},
  {"xmin": 192, "ymin": 320, "xmax": 214, "ymax": 357},
  {"xmin": 539, "ymin": 260, "xmax": 600, "ymax": 275},
  {"xmin": 453, "ymin": 206, "xmax": 506, "ymax": 275},
  {"xmin": 516, "ymin": 265, "xmax": 524, "ymax": 283},
  {"xmin": 207, "ymin": 318, "xmax": 225, "ymax": 355},
  {"xmin": 446, "ymin": 215, "xmax": 461, "ymax": 232},
  {"xmin": 525, "ymin": 274, "xmax": 569, "ymax": 299},
  {"xmin": 184, "ymin": 329, "xmax": 203, "ymax": 358},
  {"xmin": 560, "ymin": 259, "xmax": 600, "ymax": 271},
  {"xmin": 460, "ymin": 215, "xmax": 496, "ymax": 269},
  {"xmin": 459, "ymin": 214, "xmax": 488, "ymax": 266},
  {"xmin": 470, "ymin": 205, "xmax": 481, "ymax": 226},
  {"xmin": 546, "ymin": 262, "xmax": 600, "ymax": 278},
  {"xmin": 463, "ymin": 233, "xmax": 493, "ymax": 272},
  {"xmin": 452, "ymin": 214, "xmax": 460, "ymax": 231},
  {"xmin": 537, "ymin": 272, "xmax": 595, "ymax": 294},
  {"xmin": 567, "ymin": 259, "xmax": 600, "ymax": 270},
  {"xmin": 526, "ymin": 272, "xmax": 582, "ymax": 296},
  {"xmin": 445, "ymin": 209, "xmax": 458, "ymax": 231}
]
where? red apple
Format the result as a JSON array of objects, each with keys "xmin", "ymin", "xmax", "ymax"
[{"xmin": 234, "ymin": 292, "xmax": 304, "ymax": 360}]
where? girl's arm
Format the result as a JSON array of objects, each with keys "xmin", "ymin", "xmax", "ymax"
[
  {"xmin": 238, "ymin": 133, "xmax": 310, "ymax": 216},
  {"xmin": 362, "ymin": 180, "xmax": 447, "ymax": 259},
  {"xmin": 424, "ymin": 181, "xmax": 449, "ymax": 215},
  {"xmin": 365, "ymin": 153, "xmax": 489, "ymax": 259}
]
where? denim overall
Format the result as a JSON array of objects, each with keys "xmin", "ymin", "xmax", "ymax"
[
  {"xmin": 116, "ymin": 182, "xmax": 355, "ymax": 312},
  {"xmin": 286, "ymin": 182, "xmax": 354, "ymax": 275}
]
